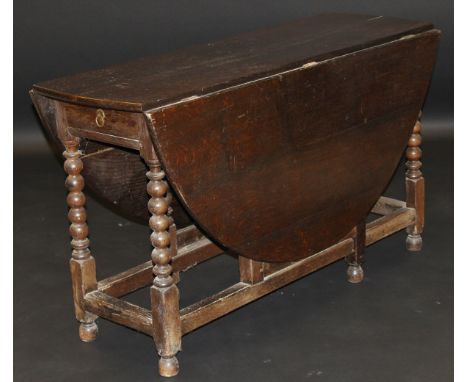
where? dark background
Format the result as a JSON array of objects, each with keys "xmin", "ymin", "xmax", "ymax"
[{"xmin": 14, "ymin": 1, "xmax": 453, "ymax": 381}]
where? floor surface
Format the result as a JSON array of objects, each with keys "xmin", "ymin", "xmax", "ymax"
[{"xmin": 14, "ymin": 136, "xmax": 453, "ymax": 382}]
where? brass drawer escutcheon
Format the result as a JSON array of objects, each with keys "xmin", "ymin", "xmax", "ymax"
[{"xmin": 95, "ymin": 109, "xmax": 106, "ymax": 127}]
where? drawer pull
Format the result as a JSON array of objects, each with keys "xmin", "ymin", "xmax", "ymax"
[{"xmin": 95, "ymin": 109, "xmax": 106, "ymax": 127}]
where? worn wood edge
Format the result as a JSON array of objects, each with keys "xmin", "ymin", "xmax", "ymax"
[
  {"xmin": 31, "ymin": 87, "xmax": 144, "ymax": 112},
  {"xmin": 365, "ymin": 207, "xmax": 416, "ymax": 246},
  {"xmin": 180, "ymin": 238, "xmax": 354, "ymax": 334},
  {"xmin": 83, "ymin": 290, "xmax": 153, "ymax": 336},
  {"xmin": 32, "ymin": 22, "xmax": 435, "ymax": 113},
  {"xmin": 144, "ymin": 29, "xmax": 440, "ymax": 114},
  {"xmin": 371, "ymin": 196, "xmax": 407, "ymax": 215},
  {"xmin": 98, "ymin": 235, "xmax": 222, "ymax": 297}
]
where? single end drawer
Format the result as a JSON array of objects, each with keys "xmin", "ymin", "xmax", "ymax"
[{"xmin": 62, "ymin": 102, "xmax": 144, "ymax": 140}]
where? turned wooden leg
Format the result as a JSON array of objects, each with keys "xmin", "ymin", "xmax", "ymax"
[
  {"xmin": 64, "ymin": 142, "xmax": 98, "ymax": 342},
  {"xmin": 406, "ymin": 113, "xmax": 425, "ymax": 252},
  {"xmin": 146, "ymin": 159, "xmax": 181, "ymax": 377},
  {"xmin": 346, "ymin": 221, "xmax": 365, "ymax": 283}
]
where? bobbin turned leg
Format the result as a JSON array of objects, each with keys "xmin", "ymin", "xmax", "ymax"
[
  {"xmin": 146, "ymin": 159, "xmax": 181, "ymax": 377},
  {"xmin": 64, "ymin": 141, "xmax": 98, "ymax": 342},
  {"xmin": 346, "ymin": 221, "xmax": 365, "ymax": 283},
  {"xmin": 406, "ymin": 113, "xmax": 425, "ymax": 251}
]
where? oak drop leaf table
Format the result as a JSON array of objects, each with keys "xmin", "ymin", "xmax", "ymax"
[{"xmin": 30, "ymin": 13, "xmax": 439, "ymax": 378}]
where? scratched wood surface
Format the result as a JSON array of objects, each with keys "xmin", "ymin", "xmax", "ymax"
[
  {"xmin": 33, "ymin": 14, "xmax": 432, "ymax": 111},
  {"xmin": 146, "ymin": 31, "xmax": 439, "ymax": 262}
]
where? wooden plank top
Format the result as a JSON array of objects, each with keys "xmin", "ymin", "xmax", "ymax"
[{"xmin": 33, "ymin": 13, "xmax": 433, "ymax": 112}]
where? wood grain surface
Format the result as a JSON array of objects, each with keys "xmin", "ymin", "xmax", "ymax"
[
  {"xmin": 146, "ymin": 31, "xmax": 439, "ymax": 262},
  {"xmin": 33, "ymin": 14, "xmax": 432, "ymax": 111}
]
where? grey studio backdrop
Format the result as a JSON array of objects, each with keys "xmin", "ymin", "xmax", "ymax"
[{"xmin": 14, "ymin": 0, "xmax": 453, "ymax": 150}]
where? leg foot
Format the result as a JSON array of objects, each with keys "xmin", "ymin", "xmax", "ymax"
[
  {"xmin": 159, "ymin": 356, "xmax": 179, "ymax": 377},
  {"xmin": 79, "ymin": 321, "xmax": 98, "ymax": 342},
  {"xmin": 406, "ymin": 234, "xmax": 423, "ymax": 252},
  {"xmin": 347, "ymin": 264, "xmax": 364, "ymax": 284}
]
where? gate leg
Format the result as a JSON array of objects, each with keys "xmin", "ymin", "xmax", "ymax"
[
  {"xmin": 146, "ymin": 158, "xmax": 181, "ymax": 377},
  {"xmin": 405, "ymin": 112, "xmax": 425, "ymax": 251}
]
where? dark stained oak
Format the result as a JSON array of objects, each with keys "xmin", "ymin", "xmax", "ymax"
[
  {"xmin": 33, "ymin": 14, "xmax": 433, "ymax": 112},
  {"xmin": 146, "ymin": 30, "xmax": 439, "ymax": 262}
]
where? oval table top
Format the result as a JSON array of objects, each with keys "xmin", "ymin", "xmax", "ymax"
[{"xmin": 33, "ymin": 13, "xmax": 432, "ymax": 112}]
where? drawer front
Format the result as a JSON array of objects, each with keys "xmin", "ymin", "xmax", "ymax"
[{"xmin": 62, "ymin": 102, "xmax": 144, "ymax": 141}]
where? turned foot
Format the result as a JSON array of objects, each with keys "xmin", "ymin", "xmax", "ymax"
[
  {"xmin": 406, "ymin": 234, "xmax": 423, "ymax": 252},
  {"xmin": 159, "ymin": 356, "xmax": 179, "ymax": 377},
  {"xmin": 79, "ymin": 321, "xmax": 98, "ymax": 342},
  {"xmin": 347, "ymin": 264, "xmax": 364, "ymax": 284}
]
